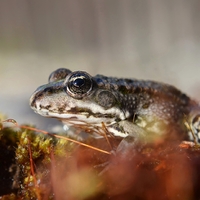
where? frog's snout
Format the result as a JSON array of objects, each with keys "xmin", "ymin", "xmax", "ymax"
[
  {"xmin": 29, "ymin": 90, "xmax": 39, "ymax": 111},
  {"xmin": 29, "ymin": 89, "xmax": 52, "ymax": 117},
  {"xmin": 29, "ymin": 85, "xmax": 47, "ymax": 111},
  {"xmin": 29, "ymin": 83, "xmax": 56, "ymax": 111}
]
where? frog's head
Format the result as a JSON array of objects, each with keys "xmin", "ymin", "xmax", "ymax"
[{"xmin": 30, "ymin": 68, "xmax": 128, "ymax": 127}]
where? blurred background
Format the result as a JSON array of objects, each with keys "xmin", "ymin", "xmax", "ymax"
[{"xmin": 0, "ymin": 0, "xmax": 200, "ymax": 129}]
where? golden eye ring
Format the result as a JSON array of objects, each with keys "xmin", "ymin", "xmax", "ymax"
[{"xmin": 65, "ymin": 71, "xmax": 93, "ymax": 99}]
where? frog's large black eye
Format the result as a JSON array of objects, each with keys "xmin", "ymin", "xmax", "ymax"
[
  {"xmin": 48, "ymin": 68, "xmax": 72, "ymax": 83},
  {"xmin": 65, "ymin": 71, "xmax": 93, "ymax": 99}
]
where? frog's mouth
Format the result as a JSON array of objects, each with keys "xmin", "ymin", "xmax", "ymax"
[{"xmin": 32, "ymin": 105, "xmax": 118, "ymax": 127}]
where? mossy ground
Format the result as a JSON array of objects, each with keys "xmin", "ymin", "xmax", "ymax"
[{"xmin": 0, "ymin": 124, "xmax": 74, "ymax": 199}]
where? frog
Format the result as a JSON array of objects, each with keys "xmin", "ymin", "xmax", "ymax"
[{"xmin": 29, "ymin": 68, "xmax": 200, "ymax": 156}]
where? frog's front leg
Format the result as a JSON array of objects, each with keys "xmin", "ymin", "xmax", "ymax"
[
  {"xmin": 108, "ymin": 121, "xmax": 148, "ymax": 159},
  {"xmin": 98, "ymin": 121, "xmax": 148, "ymax": 175}
]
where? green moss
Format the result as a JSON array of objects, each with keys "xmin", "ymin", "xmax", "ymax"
[{"xmin": 0, "ymin": 122, "xmax": 75, "ymax": 199}]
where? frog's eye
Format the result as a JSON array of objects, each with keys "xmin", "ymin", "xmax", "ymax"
[
  {"xmin": 65, "ymin": 71, "xmax": 93, "ymax": 99},
  {"xmin": 48, "ymin": 68, "xmax": 72, "ymax": 83}
]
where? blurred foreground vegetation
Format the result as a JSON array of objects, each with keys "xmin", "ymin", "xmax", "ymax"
[{"xmin": 1, "ymin": 114, "xmax": 200, "ymax": 200}]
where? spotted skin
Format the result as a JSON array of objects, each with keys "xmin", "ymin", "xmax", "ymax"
[{"xmin": 30, "ymin": 68, "xmax": 200, "ymax": 153}]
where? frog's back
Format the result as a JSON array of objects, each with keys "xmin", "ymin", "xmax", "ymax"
[
  {"xmin": 95, "ymin": 75, "xmax": 189, "ymax": 102},
  {"xmin": 94, "ymin": 74, "xmax": 196, "ymax": 123}
]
